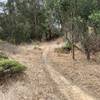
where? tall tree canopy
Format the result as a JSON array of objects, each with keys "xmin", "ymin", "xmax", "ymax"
[{"xmin": 0, "ymin": 0, "xmax": 100, "ymax": 47}]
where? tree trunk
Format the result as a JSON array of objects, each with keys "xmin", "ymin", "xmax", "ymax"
[
  {"xmin": 72, "ymin": 44, "xmax": 75, "ymax": 60},
  {"xmin": 72, "ymin": 22, "xmax": 75, "ymax": 60},
  {"xmin": 86, "ymin": 50, "xmax": 91, "ymax": 60}
]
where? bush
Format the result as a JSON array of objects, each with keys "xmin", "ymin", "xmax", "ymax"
[
  {"xmin": 89, "ymin": 11, "xmax": 100, "ymax": 34},
  {"xmin": 0, "ymin": 60, "xmax": 26, "ymax": 76},
  {"xmin": 55, "ymin": 42, "xmax": 72, "ymax": 53},
  {"xmin": 0, "ymin": 52, "xmax": 8, "ymax": 60},
  {"xmin": 81, "ymin": 34, "xmax": 100, "ymax": 60},
  {"xmin": 63, "ymin": 42, "xmax": 72, "ymax": 51}
]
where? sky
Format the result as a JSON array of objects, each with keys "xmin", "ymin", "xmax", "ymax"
[
  {"xmin": 0, "ymin": 0, "xmax": 7, "ymax": 13},
  {"xmin": 0, "ymin": 0, "xmax": 7, "ymax": 3}
]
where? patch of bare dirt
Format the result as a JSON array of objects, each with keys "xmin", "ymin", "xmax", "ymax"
[
  {"xmin": 0, "ymin": 41, "xmax": 67, "ymax": 100},
  {"xmin": 42, "ymin": 47, "xmax": 96, "ymax": 100},
  {"xmin": 48, "ymin": 49, "xmax": 100, "ymax": 99},
  {"xmin": 0, "ymin": 39, "xmax": 99, "ymax": 100}
]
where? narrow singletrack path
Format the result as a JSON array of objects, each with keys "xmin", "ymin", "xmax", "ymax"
[
  {"xmin": 0, "ymin": 42, "xmax": 66, "ymax": 100},
  {"xmin": 42, "ymin": 44, "xmax": 96, "ymax": 100},
  {"xmin": 0, "ymin": 41, "xmax": 97, "ymax": 100}
]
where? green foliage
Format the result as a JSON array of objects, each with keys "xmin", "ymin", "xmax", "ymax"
[
  {"xmin": 79, "ymin": 0, "xmax": 97, "ymax": 20},
  {"xmin": 0, "ymin": 52, "xmax": 8, "ymax": 60},
  {"xmin": 89, "ymin": 11, "xmax": 100, "ymax": 25},
  {"xmin": 0, "ymin": 0, "xmax": 62, "ymax": 44},
  {"xmin": 63, "ymin": 42, "xmax": 72, "ymax": 51},
  {"xmin": 55, "ymin": 42, "xmax": 72, "ymax": 54},
  {"xmin": 60, "ymin": 0, "xmax": 71, "ymax": 12},
  {"xmin": 0, "ymin": 60, "xmax": 26, "ymax": 75},
  {"xmin": 89, "ymin": 11, "xmax": 100, "ymax": 34},
  {"xmin": 0, "ymin": 52, "xmax": 26, "ymax": 76}
]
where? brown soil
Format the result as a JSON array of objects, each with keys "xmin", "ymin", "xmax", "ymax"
[
  {"xmin": 48, "ymin": 48, "xmax": 100, "ymax": 100},
  {"xmin": 0, "ymin": 41, "xmax": 66, "ymax": 100},
  {"xmin": 0, "ymin": 39, "xmax": 99, "ymax": 100}
]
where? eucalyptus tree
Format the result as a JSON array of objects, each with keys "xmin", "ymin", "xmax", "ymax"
[
  {"xmin": 0, "ymin": 0, "xmax": 50, "ymax": 43},
  {"xmin": 57, "ymin": 0, "xmax": 99, "ymax": 60},
  {"xmin": 58, "ymin": 0, "xmax": 79, "ymax": 59},
  {"xmin": 43, "ymin": 0, "xmax": 61, "ymax": 40}
]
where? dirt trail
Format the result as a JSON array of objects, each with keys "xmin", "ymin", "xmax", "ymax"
[
  {"xmin": 0, "ymin": 41, "xmax": 66, "ymax": 100},
  {"xmin": 42, "ymin": 44, "xmax": 96, "ymax": 100},
  {"xmin": 0, "ymin": 40, "xmax": 97, "ymax": 100}
]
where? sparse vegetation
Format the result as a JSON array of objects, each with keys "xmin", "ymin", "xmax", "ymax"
[
  {"xmin": 55, "ymin": 42, "xmax": 72, "ymax": 54},
  {"xmin": 0, "ymin": 52, "xmax": 8, "ymax": 60}
]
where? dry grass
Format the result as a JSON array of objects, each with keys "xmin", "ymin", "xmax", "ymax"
[
  {"xmin": 0, "ymin": 39, "xmax": 100, "ymax": 99},
  {"xmin": 0, "ymin": 41, "xmax": 66, "ymax": 100},
  {"xmin": 48, "ymin": 50, "xmax": 100, "ymax": 99}
]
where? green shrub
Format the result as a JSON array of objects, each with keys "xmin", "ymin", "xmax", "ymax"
[
  {"xmin": 55, "ymin": 42, "xmax": 72, "ymax": 54},
  {"xmin": 89, "ymin": 11, "xmax": 100, "ymax": 34},
  {"xmin": 0, "ymin": 52, "xmax": 8, "ymax": 60},
  {"xmin": 63, "ymin": 42, "xmax": 72, "ymax": 51},
  {"xmin": 0, "ymin": 60, "xmax": 26, "ymax": 76}
]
